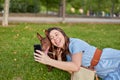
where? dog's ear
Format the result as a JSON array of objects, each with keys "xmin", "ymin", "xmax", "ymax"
[
  {"xmin": 37, "ymin": 32, "xmax": 43, "ymax": 41},
  {"xmin": 44, "ymin": 29, "xmax": 49, "ymax": 36}
]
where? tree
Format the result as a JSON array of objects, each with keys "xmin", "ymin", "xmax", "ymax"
[
  {"xmin": 40, "ymin": 0, "xmax": 60, "ymax": 15},
  {"xmin": 2, "ymin": 0, "xmax": 10, "ymax": 26},
  {"xmin": 110, "ymin": 0, "xmax": 119, "ymax": 17},
  {"xmin": 62, "ymin": 0, "xmax": 66, "ymax": 23}
]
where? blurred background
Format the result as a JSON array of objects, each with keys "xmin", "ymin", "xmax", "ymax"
[
  {"xmin": 0, "ymin": 1, "xmax": 120, "ymax": 80},
  {"xmin": 0, "ymin": 0, "xmax": 120, "ymax": 18}
]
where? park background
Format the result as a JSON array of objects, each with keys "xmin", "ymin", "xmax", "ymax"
[
  {"xmin": 0, "ymin": 0, "xmax": 120, "ymax": 80},
  {"xmin": 1, "ymin": 0, "xmax": 120, "ymax": 17}
]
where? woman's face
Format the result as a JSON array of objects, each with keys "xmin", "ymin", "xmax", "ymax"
[{"xmin": 49, "ymin": 30, "xmax": 65, "ymax": 48}]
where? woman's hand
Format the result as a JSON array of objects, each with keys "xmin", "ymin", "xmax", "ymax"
[{"xmin": 34, "ymin": 50, "xmax": 51, "ymax": 65}]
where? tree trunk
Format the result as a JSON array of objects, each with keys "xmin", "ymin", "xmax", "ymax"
[
  {"xmin": 58, "ymin": 0, "xmax": 63, "ymax": 17},
  {"xmin": 2, "ymin": 0, "xmax": 10, "ymax": 26},
  {"xmin": 62, "ymin": 0, "xmax": 65, "ymax": 23},
  {"xmin": 111, "ymin": 2, "xmax": 115, "ymax": 17}
]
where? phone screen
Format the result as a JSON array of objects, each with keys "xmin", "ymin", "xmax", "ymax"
[{"xmin": 34, "ymin": 44, "xmax": 41, "ymax": 53}]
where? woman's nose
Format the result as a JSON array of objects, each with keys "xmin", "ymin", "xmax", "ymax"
[{"xmin": 53, "ymin": 36, "xmax": 57, "ymax": 40}]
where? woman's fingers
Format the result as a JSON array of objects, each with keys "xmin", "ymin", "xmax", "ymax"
[
  {"xmin": 34, "ymin": 50, "xmax": 45, "ymax": 58},
  {"xmin": 36, "ymin": 50, "xmax": 44, "ymax": 55},
  {"xmin": 34, "ymin": 50, "xmax": 43, "ymax": 61},
  {"xmin": 34, "ymin": 53, "xmax": 44, "ymax": 63},
  {"xmin": 34, "ymin": 54, "xmax": 41, "ymax": 58},
  {"xmin": 33, "ymin": 50, "xmax": 50, "ymax": 65}
]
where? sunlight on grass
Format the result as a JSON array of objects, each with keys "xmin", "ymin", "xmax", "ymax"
[{"xmin": 0, "ymin": 23, "xmax": 120, "ymax": 80}]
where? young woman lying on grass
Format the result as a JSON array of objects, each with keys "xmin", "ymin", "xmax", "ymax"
[{"xmin": 34, "ymin": 27, "xmax": 120, "ymax": 80}]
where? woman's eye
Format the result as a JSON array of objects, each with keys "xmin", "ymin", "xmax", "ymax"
[
  {"xmin": 50, "ymin": 37, "xmax": 54, "ymax": 40},
  {"xmin": 55, "ymin": 34, "xmax": 58, "ymax": 36}
]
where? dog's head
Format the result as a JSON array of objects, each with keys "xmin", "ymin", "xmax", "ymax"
[
  {"xmin": 37, "ymin": 32, "xmax": 54, "ymax": 72},
  {"xmin": 37, "ymin": 32, "xmax": 51, "ymax": 54}
]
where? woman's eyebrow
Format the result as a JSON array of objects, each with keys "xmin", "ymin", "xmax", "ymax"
[{"xmin": 55, "ymin": 32, "xmax": 58, "ymax": 34}]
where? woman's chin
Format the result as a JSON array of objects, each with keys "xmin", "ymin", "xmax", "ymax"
[{"xmin": 56, "ymin": 44, "xmax": 61, "ymax": 48}]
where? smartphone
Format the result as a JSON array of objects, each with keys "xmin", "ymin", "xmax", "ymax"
[{"xmin": 34, "ymin": 44, "xmax": 42, "ymax": 53}]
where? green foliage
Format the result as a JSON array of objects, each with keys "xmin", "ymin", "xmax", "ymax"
[
  {"xmin": 27, "ymin": 4, "xmax": 40, "ymax": 13},
  {"xmin": 9, "ymin": 0, "xmax": 41, "ymax": 13},
  {"xmin": 40, "ymin": 0, "xmax": 60, "ymax": 12},
  {"xmin": 0, "ymin": 23, "xmax": 120, "ymax": 80},
  {"xmin": 0, "ymin": 4, "xmax": 3, "ymax": 11},
  {"xmin": 70, "ymin": 0, "xmax": 82, "ymax": 9},
  {"xmin": 1, "ymin": 0, "xmax": 120, "ymax": 16},
  {"xmin": 68, "ymin": 0, "xmax": 120, "ymax": 16},
  {"xmin": 0, "ymin": 0, "xmax": 4, "ymax": 11},
  {"xmin": 2, "ymin": 0, "xmax": 119, "ymax": 16}
]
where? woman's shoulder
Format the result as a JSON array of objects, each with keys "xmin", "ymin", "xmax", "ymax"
[
  {"xmin": 69, "ymin": 37, "xmax": 90, "ymax": 46},
  {"xmin": 70, "ymin": 38, "xmax": 83, "ymax": 43},
  {"xmin": 69, "ymin": 38, "xmax": 83, "ymax": 46},
  {"xmin": 69, "ymin": 38, "xmax": 86, "ymax": 54},
  {"xmin": 70, "ymin": 37, "xmax": 80, "ymax": 41}
]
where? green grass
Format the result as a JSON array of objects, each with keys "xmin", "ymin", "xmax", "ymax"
[{"xmin": 0, "ymin": 23, "xmax": 120, "ymax": 80}]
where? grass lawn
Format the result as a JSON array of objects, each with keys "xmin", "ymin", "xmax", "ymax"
[{"xmin": 0, "ymin": 23, "xmax": 120, "ymax": 80}]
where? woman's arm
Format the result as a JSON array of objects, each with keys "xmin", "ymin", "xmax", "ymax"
[{"xmin": 34, "ymin": 50, "xmax": 82, "ymax": 72}]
